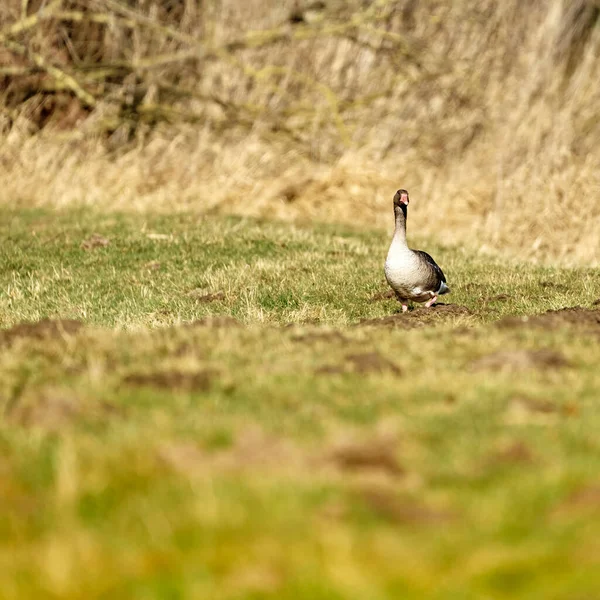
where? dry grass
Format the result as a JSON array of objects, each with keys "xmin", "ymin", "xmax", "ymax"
[{"xmin": 1, "ymin": 0, "xmax": 599, "ymax": 264}]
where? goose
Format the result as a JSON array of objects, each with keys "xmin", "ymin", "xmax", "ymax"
[{"xmin": 384, "ymin": 189, "xmax": 450, "ymax": 313}]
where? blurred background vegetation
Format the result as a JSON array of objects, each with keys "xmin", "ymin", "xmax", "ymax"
[{"xmin": 1, "ymin": 0, "xmax": 599, "ymax": 264}]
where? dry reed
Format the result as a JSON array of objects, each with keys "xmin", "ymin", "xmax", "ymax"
[{"xmin": 1, "ymin": 0, "xmax": 599, "ymax": 265}]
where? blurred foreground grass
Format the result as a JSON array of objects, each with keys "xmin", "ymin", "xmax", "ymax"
[{"xmin": 1, "ymin": 208, "xmax": 600, "ymax": 599}]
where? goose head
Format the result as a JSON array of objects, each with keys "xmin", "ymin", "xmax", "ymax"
[{"xmin": 393, "ymin": 189, "xmax": 409, "ymax": 218}]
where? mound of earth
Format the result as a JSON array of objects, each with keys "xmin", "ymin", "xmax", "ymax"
[
  {"xmin": 358, "ymin": 304, "xmax": 472, "ymax": 329},
  {"xmin": 123, "ymin": 369, "xmax": 216, "ymax": 391},
  {"xmin": 0, "ymin": 318, "xmax": 83, "ymax": 346},
  {"xmin": 497, "ymin": 307, "xmax": 600, "ymax": 331},
  {"xmin": 291, "ymin": 330, "xmax": 348, "ymax": 344},
  {"xmin": 470, "ymin": 349, "xmax": 570, "ymax": 373},
  {"xmin": 185, "ymin": 316, "xmax": 242, "ymax": 328},
  {"xmin": 316, "ymin": 352, "xmax": 402, "ymax": 376}
]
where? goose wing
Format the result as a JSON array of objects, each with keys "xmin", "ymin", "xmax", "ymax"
[{"xmin": 414, "ymin": 250, "xmax": 448, "ymax": 291}]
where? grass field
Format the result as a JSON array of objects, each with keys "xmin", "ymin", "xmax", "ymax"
[
  {"xmin": 2, "ymin": 207, "xmax": 600, "ymax": 598},
  {"xmin": 2, "ymin": 0, "xmax": 600, "ymax": 597}
]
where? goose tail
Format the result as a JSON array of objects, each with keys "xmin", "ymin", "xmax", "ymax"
[{"xmin": 437, "ymin": 281, "xmax": 450, "ymax": 295}]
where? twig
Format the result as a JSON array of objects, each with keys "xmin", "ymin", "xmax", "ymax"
[
  {"xmin": 53, "ymin": 9, "xmax": 136, "ymax": 29},
  {"xmin": 3, "ymin": 38, "xmax": 96, "ymax": 107},
  {"xmin": 0, "ymin": 65, "xmax": 43, "ymax": 75},
  {"xmin": 93, "ymin": 0, "xmax": 200, "ymax": 46},
  {"xmin": 21, "ymin": 0, "xmax": 29, "ymax": 20},
  {"xmin": 0, "ymin": 0, "xmax": 63, "ymax": 41}
]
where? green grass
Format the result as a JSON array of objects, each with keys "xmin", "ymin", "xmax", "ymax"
[{"xmin": 1, "ymin": 207, "xmax": 600, "ymax": 599}]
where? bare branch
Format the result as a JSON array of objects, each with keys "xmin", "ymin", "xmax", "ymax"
[
  {"xmin": 3, "ymin": 38, "xmax": 96, "ymax": 107},
  {"xmin": 0, "ymin": 0, "xmax": 63, "ymax": 42}
]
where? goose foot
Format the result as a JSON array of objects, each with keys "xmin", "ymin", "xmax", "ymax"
[{"xmin": 425, "ymin": 295, "xmax": 437, "ymax": 308}]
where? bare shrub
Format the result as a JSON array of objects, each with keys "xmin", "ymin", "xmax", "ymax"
[{"xmin": 1, "ymin": 1, "xmax": 599, "ymax": 264}]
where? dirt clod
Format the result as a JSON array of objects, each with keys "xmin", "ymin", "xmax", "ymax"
[
  {"xmin": 554, "ymin": 485, "xmax": 600, "ymax": 517},
  {"xmin": 471, "ymin": 349, "xmax": 569, "ymax": 372},
  {"xmin": 316, "ymin": 352, "xmax": 401, "ymax": 376},
  {"xmin": 539, "ymin": 281, "xmax": 568, "ymax": 292},
  {"xmin": 369, "ymin": 290, "xmax": 395, "ymax": 303},
  {"xmin": 485, "ymin": 293, "xmax": 511, "ymax": 302},
  {"xmin": 359, "ymin": 304, "xmax": 472, "ymax": 329},
  {"xmin": 187, "ymin": 289, "xmax": 226, "ymax": 303},
  {"xmin": 510, "ymin": 396, "xmax": 558, "ymax": 414},
  {"xmin": 197, "ymin": 292, "xmax": 226, "ymax": 303},
  {"xmin": 7, "ymin": 389, "xmax": 122, "ymax": 430},
  {"xmin": 346, "ymin": 352, "xmax": 402, "ymax": 375},
  {"xmin": 357, "ymin": 487, "xmax": 452, "ymax": 525},
  {"xmin": 291, "ymin": 330, "xmax": 347, "ymax": 344},
  {"xmin": 186, "ymin": 316, "xmax": 242, "ymax": 328},
  {"xmin": 81, "ymin": 233, "xmax": 110, "ymax": 250},
  {"xmin": 315, "ymin": 364, "xmax": 346, "ymax": 375},
  {"xmin": 497, "ymin": 307, "xmax": 600, "ymax": 331},
  {"xmin": 124, "ymin": 369, "xmax": 215, "ymax": 391},
  {"xmin": 160, "ymin": 428, "xmax": 302, "ymax": 475},
  {"xmin": 488, "ymin": 441, "xmax": 535, "ymax": 466},
  {"xmin": 0, "ymin": 319, "xmax": 83, "ymax": 347},
  {"xmin": 326, "ymin": 438, "xmax": 404, "ymax": 476},
  {"xmin": 13, "ymin": 393, "xmax": 79, "ymax": 430}
]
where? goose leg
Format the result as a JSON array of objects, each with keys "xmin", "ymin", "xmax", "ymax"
[
  {"xmin": 394, "ymin": 292, "xmax": 409, "ymax": 313},
  {"xmin": 425, "ymin": 295, "xmax": 437, "ymax": 308}
]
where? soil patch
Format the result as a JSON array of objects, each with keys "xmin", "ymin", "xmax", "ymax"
[
  {"xmin": 159, "ymin": 428, "xmax": 303, "ymax": 475},
  {"xmin": 185, "ymin": 316, "xmax": 242, "ymax": 328},
  {"xmin": 144, "ymin": 260, "xmax": 161, "ymax": 271},
  {"xmin": 497, "ymin": 307, "xmax": 600, "ymax": 331},
  {"xmin": 346, "ymin": 352, "xmax": 402, "ymax": 375},
  {"xmin": 325, "ymin": 437, "xmax": 404, "ymax": 477},
  {"xmin": 291, "ymin": 330, "xmax": 348, "ymax": 344},
  {"xmin": 356, "ymin": 487, "xmax": 453, "ymax": 525},
  {"xmin": 316, "ymin": 351, "xmax": 401, "ymax": 376},
  {"xmin": 81, "ymin": 233, "xmax": 110, "ymax": 250},
  {"xmin": 510, "ymin": 396, "xmax": 559, "ymax": 414},
  {"xmin": 369, "ymin": 290, "xmax": 395, "ymax": 303},
  {"xmin": 554, "ymin": 484, "xmax": 600, "ymax": 518},
  {"xmin": 0, "ymin": 318, "xmax": 84, "ymax": 347},
  {"xmin": 187, "ymin": 289, "xmax": 226, "ymax": 303},
  {"xmin": 358, "ymin": 304, "xmax": 472, "ymax": 329},
  {"xmin": 161, "ymin": 429, "xmax": 407, "ymax": 481},
  {"xmin": 486, "ymin": 441, "xmax": 536, "ymax": 467},
  {"xmin": 470, "ymin": 349, "xmax": 569, "ymax": 373},
  {"xmin": 12, "ymin": 392, "xmax": 79, "ymax": 430},
  {"xmin": 484, "ymin": 293, "xmax": 511, "ymax": 303},
  {"xmin": 124, "ymin": 369, "xmax": 216, "ymax": 391},
  {"xmin": 7, "ymin": 389, "xmax": 122, "ymax": 430},
  {"xmin": 539, "ymin": 281, "xmax": 568, "ymax": 292}
]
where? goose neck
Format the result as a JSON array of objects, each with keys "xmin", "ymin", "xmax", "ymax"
[{"xmin": 393, "ymin": 210, "xmax": 408, "ymax": 246}]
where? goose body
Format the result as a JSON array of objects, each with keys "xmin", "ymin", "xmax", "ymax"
[{"xmin": 384, "ymin": 189, "xmax": 449, "ymax": 312}]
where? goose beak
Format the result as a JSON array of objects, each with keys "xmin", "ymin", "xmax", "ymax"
[{"xmin": 394, "ymin": 189, "xmax": 410, "ymax": 207}]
